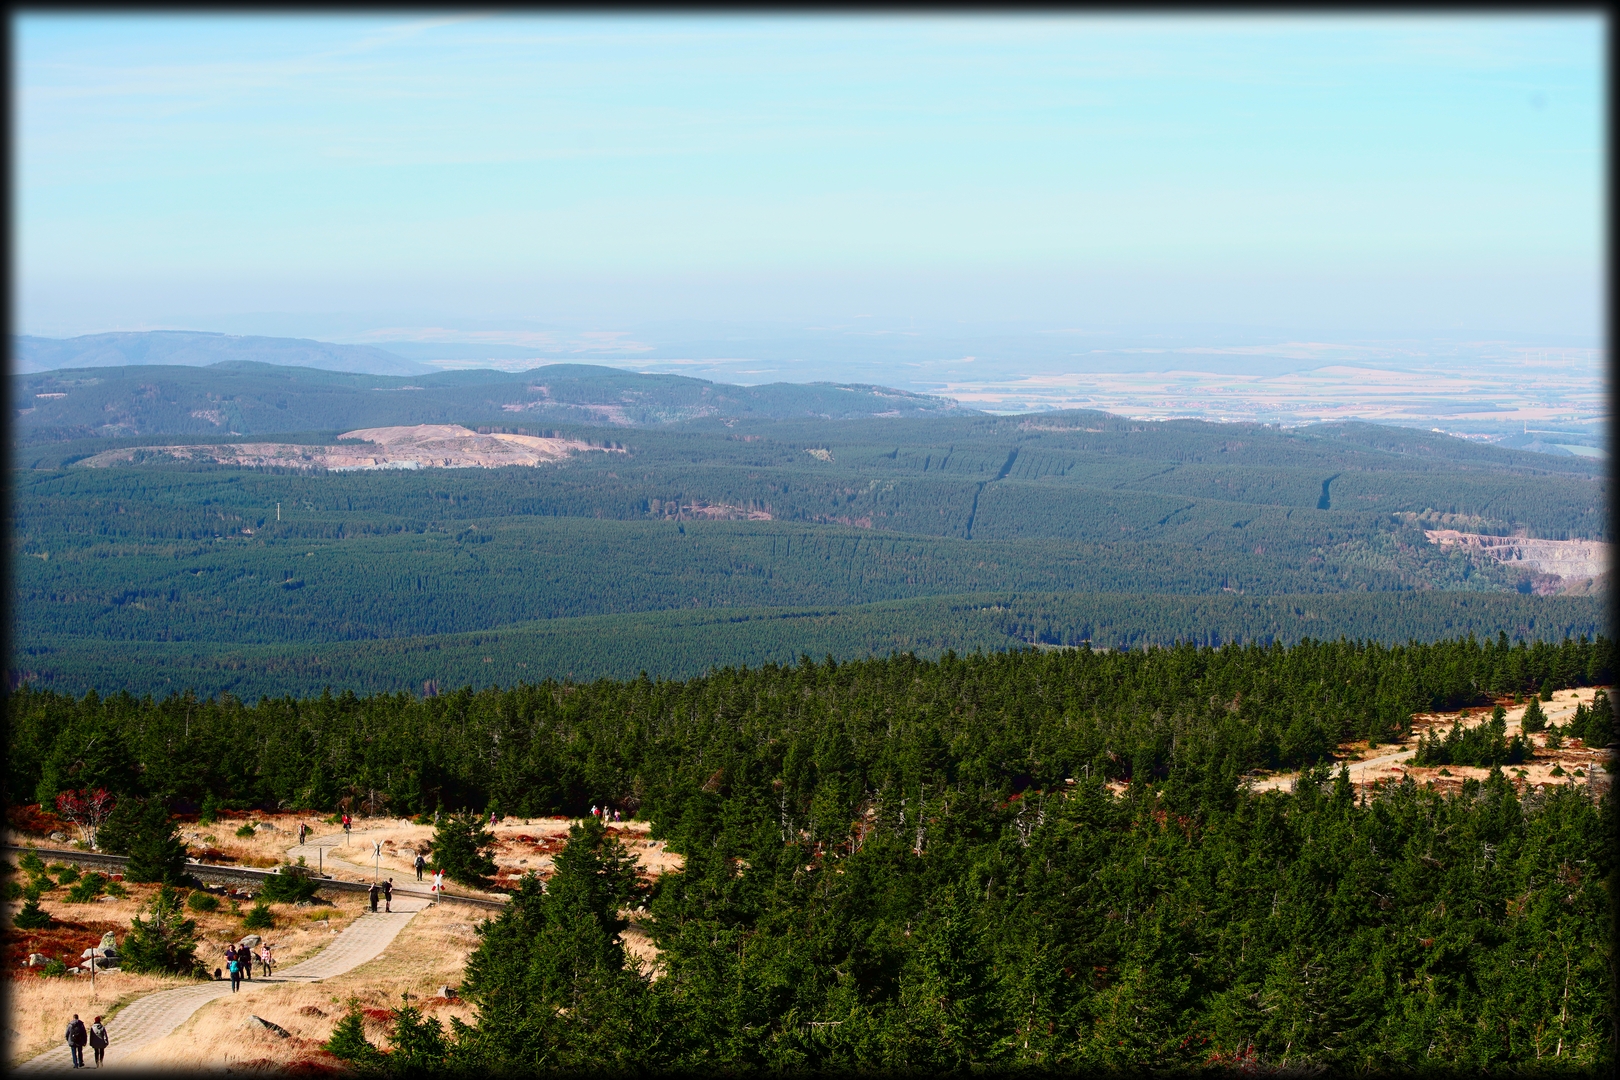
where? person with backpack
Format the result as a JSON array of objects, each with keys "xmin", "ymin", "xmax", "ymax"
[
  {"xmin": 65, "ymin": 1014, "xmax": 87, "ymax": 1068},
  {"xmin": 414, "ymin": 852, "xmax": 426, "ymax": 881},
  {"xmin": 383, "ymin": 878, "xmax": 394, "ymax": 913},
  {"xmin": 226, "ymin": 947, "xmax": 241, "ymax": 992},
  {"xmin": 88, "ymin": 1016, "xmax": 109, "ymax": 1068},
  {"xmin": 258, "ymin": 942, "xmax": 274, "ymax": 978},
  {"xmin": 368, "ymin": 882, "xmax": 379, "ymax": 912}
]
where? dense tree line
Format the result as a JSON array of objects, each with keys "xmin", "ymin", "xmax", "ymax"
[
  {"xmin": 10, "ymin": 633, "xmax": 1610, "ymax": 822},
  {"xmin": 14, "ymin": 591, "xmax": 1608, "ymax": 703}
]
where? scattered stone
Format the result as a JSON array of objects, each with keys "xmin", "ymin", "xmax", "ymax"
[
  {"xmin": 436, "ymin": 985, "xmax": 458, "ymax": 999},
  {"xmin": 49, "ymin": 832, "xmax": 67, "ymax": 842},
  {"xmin": 238, "ymin": 934, "xmax": 262, "ymax": 948},
  {"xmin": 246, "ymin": 1015, "xmax": 290, "ymax": 1037}
]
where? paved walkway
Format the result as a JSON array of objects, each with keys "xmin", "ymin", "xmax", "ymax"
[
  {"xmin": 16, "ymin": 898, "xmax": 426, "ymax": 1073},
  {"xmin": 288, "ymin": 827, "xmax": 494, "ymax": 906}
]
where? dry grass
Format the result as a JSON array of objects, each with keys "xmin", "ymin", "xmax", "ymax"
[
  {"xmin": 4, "ymin": 880, "xmax": 366, "ymax": 1067},
  {"xmin": 4, "ymin": 966, "xmax": 204, "ymax": 1067},
  {"xmin": 120, "ymin": 900, "xmax": 484, "ymax": 1072},
  {"xmin": 179, "ymin": 810, "xmax": 348, "ymax": 869}
]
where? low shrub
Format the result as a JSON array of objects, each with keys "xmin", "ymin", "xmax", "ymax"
[
  {"xmin": 186, "ymin": 890, "xmax": 221, "ymax": 912},
  {"xmin": 235, "ymin": 823, "xmax": 257, "ymax": 839},
  {"xmin": 259, "ymin": 867, "xmax": 319, "ymax": 904},
  {"xmin": 66, "ymin": 872, "xmax": 107, "ymax": 903},
  {"xmin": 242, "ymin": 901, "xmax": 275, "ymax": 930},
  {"xmin": 51, "ymin": 863, "xmax": 81, "ymax": 886}
]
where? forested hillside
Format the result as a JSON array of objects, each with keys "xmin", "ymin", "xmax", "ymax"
[
  {"xmin": 7, "ymin": 637, "xmax": 1613, "ymax": 1071},
  {"xmin": 13, "ymin": 362, "xmax": 969, "ymax": 442},
  {"xmin": 11, "ymin": 402, "xmax": 1607, "ymax": 696}
]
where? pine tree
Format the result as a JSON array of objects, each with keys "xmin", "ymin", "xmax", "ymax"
[
  {"xmin": 123, "ymin": 801, "xmax": 190, "ymax": 884},
  {"xmin": 428, "ymin": 811, "xmax": 497, "ymax": 888},
  {"xmin": 325, "ymin": 999, "xmax": 384, "ymax": 1071},
  {"xmin": 1521, "ymin": 697, "xmax": 1548, "ymax": 733},
  {"xmin": 13, "ymin": 895, "xmax": 53, "ymax": 929},
  {"xmin": 121, "ymin": 885, "xmax": 202, "ymax": 975}
]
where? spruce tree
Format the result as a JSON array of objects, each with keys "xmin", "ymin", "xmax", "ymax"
[
  {"xmin": 124, "ymin": 801, "xmax": 189, "ymax": 884},
  {"xmin": 121, "ymin": 885, "xmax": 202, "ymax": 975},
  {"xmin": 428, "ymin": 811, "xmax": 497, "ymax": 888},
  {"xmin": 1520, "ymin": 697, "xmax": 1548, "ymax": 733}
]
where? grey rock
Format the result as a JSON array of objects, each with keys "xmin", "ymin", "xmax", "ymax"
[
  {"xmin": 100, "ymin": 931, "xmax": 118, "ymax": 950},
  {"xmin": 237, "ymin": 934, "xmax": 262, "ymax": 948},
  {"xmin": 26, "ymin": 953, "xmax": 50, "ymax": 966},
  {"xmin": 246, "ymin": 1015, "xmax": 290, "ymax": 1038},
  {"xmin": 437, "ymin": 985, "xmax": 458, "ymax": 999},
  {"xmin": 49, "ymin": 831, "xmax": 67, "ymax": 842}
]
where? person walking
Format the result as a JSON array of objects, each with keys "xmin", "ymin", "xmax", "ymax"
[
  {"xmin": 66, "ymin": 1014, "xmax": 87, "ymax": 1068},
  {"xmin": 368, "ymin": 882, "xmax": 379, "ymax": 912},
  {"xmin": 383, "ymin": 878, "xmax": 394, "ymax": 913},
  {"xmin": 414, "ymin": 852, "xmax": 426, "ymax": 881},
  {"xmin": 431, "ymin": 869, "xmax": 443, "ymax": 902},
  {"xmin": 259, "ymin": 942, "xmax": 274, "ymax": 978},
  {"xmin": 226, "ymin": 947, "xmax": 241, "ymax": 992},
  {"xmin": 298, "ymin": 822, "xmax": 308, "ymax": 845},
  {"xmin": 88, "ymin": 1016, "xmax": 108, "ymax": 1068},
  {"xmin": 241, "ymin": 940, "xmax": 252, "ymax": 981}
]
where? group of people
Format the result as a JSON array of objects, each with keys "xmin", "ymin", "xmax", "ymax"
[
  {"xmin": 63, "ymin": 1015, "xmax": 108, "ymax": 1069},
  {"xmin": 589, "ymin": 804, "xmax": 623, "ymax": 822},
  {"xmin": 366, "ymin": 878, "xmax": 395, "ymax": 912},
  {"xmin": 224, "ymin": 941, "xmax": 273, "ymax": 991}
]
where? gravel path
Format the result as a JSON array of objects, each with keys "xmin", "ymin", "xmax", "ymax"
[{"xmin": 16, "ymin": 899, "xmax": 426, "ymax": 1073}]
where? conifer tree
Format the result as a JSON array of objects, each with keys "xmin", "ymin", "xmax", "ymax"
[{"xmin": 121, "ymin": 885, "xmax": 202, "ymax": 975}]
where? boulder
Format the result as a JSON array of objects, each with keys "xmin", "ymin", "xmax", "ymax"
[
  {"xmin": 100, "ymin": 931, "xmax": 118, "ymax": 951},
  {"xmin": 26, "ymin": 953, "xmax": 50, "ymax": 966},
  {"xmin": 49, "ymin": 831, "xmax": 67, "ymax": 842},
  {"xmin": 436, "ymin": 985, "xmax": 458, "ymax": 999},
  {"xmin": 246, "ymin": 1015, "xmax": 290, "ymax": 1038},
  {"xmin": 237, "ymin": 934, "xmax": 262, "ymax": 949}
]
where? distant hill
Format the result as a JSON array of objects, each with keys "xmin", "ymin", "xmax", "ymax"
[
  {"xmin": 14, "ymin": 331, "xmax": 434, "ymax": 377},
  {"xmin": 12, "ymin": 360, "xmax": 973, "ymax": 442}
]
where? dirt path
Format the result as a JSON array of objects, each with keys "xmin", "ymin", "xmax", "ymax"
[
  {"xmin": 286, "ymin": 827, "xmax": 484, "ymax": 905},
  {"xmin": 15, "ymin": 898, "xmax": 426, "ymax": 1073}
]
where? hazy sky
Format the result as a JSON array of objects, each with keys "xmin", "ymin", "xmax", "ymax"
[{"xmin": 15, "ymin": 14, "xmax": 1605, "ymax": 343}]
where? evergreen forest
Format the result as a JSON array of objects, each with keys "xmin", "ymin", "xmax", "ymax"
[{"xmin": 7, "ymin": 635, "xmax": 1614, "ymax": 1072}]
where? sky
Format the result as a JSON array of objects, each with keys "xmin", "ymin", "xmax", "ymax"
[{"xmin": 13, "ymin": 14, "xmax": 1606, "ymax": 351}]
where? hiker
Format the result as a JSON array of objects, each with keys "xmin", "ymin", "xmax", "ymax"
[
  {"xmin": 383, "ymin": 878, "xmax": 394, "ymax": 913},
  {"xmin": 432, "ymin": 869, "xmax": 443, "ymax": 901},
  {"xmin": 414, "ymin": 852, "xmax": 426, "ymax": 880},
  {"xmin": 298, "ymin": 822, "xmax": 308, "ymax": 845},
  {"xmin": 259, "ymin": 942, "xmax": 274, "ymax": 978},
  {"xmin": 589, "ymin": 804, "xmax": 597, "ymax": 820},
  {"xmin": 88, "ymin": 1015, "xmax": 108, "ymax": 1067},
  {"xmin": 226, "ymin": 948, "xmax": 241, "ymax": 992},
  {"xmin": 66, "ymin": 1013, "xmax": 87, "ymax": 1068},
  {"xmin": 342, "ymin": 813, "xmax": 351, "ymax": 841},
  {"xmin": 368, "ymin": 882, "xmax": 379, "ymax": 912}
]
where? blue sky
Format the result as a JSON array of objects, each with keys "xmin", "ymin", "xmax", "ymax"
[{"xmin": 14, "ymin": 14, "xmax": 1605, "ymax": 342}]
